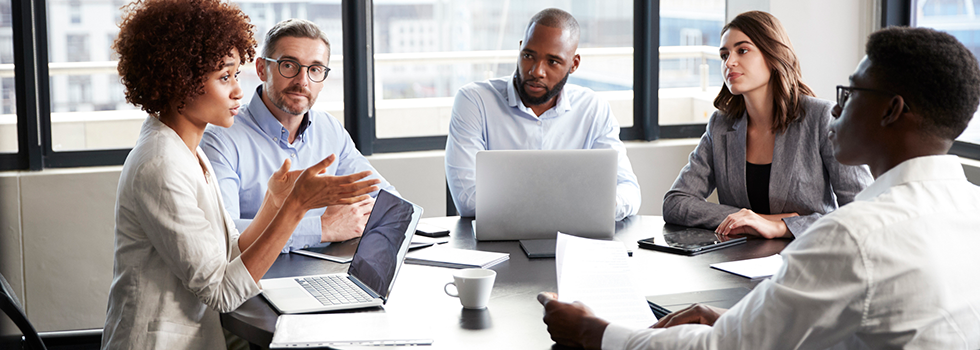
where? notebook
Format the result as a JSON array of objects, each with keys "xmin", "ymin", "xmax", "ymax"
[
  {"xmin": 293, "ymin": 235, "xmax": 448, "ymax": 263},
  {"xmin": 405, "ymin": 246, "xmax": 509, "ymax": 269},
  {"xmin": 260, "ymin": 190, "xmax": 422, "ymax": 314},
  {"xmin": 474, "ymin": 149, "xmax": 617, "ymax": 241}
]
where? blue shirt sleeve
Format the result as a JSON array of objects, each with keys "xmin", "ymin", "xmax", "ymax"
[
  {"xmin": 590, "ymin": 98, "xmax": 641, "ymax": 220},
  {"xmin": 445, "ymin": 88, "xmax": 487, "ymax": 217}
]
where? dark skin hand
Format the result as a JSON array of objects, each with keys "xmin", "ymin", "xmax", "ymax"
[
  {"xmin": 537, "ymin": 292, "xmax": 609, "ymax": 350},
  {"xmin": 653, "ymin": 303, "xmax": 727, "ymax": 328},
  {"xmin": 538, "ymin": 292, "xmax": 728, "ymax": 349}
]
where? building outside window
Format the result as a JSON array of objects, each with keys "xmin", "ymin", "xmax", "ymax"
[{"xmin": 912, "ymin": 0, "xmax": 980, "ymax": 144}]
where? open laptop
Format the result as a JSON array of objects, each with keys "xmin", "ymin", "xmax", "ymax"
[
  {"xmin": 474, "ymin": 149, "xmax": 617, "ymax": 241},
  {"xmin": 260, "ymin": 189, "xmax": 423, "ymax": 314}
]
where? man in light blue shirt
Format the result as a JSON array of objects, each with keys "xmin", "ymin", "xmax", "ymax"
[
  {"xmin": 445, "ymin": 8, "xmax": 640, "ymax": 221},
  {"xmin": 202, "ymin": 19, "xmax": 396, "ymax": 253}
]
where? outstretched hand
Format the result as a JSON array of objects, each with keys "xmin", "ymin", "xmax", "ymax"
[
  {"xmin": 537, "ymin": 292, "xmax": 608, "ymax": 350},
  {"xmin": 652, "ymin": 303, "xmax": 726, "ymax": 328},
  {"xmin": 268, "ymin": 158, "xmax": 303, "ymax": 208},
  {"xmin": 285, "ymin": 155, "xmax": 381, "ymax": 212}
]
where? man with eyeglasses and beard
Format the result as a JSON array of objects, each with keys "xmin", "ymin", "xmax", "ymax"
[
  {"xmin": 445, "ymin": 8, "xmax": 641, "ymax": 221},
  {"xmin": 202, "ymin": 19, "xmax": 397, "ymax": 253}
]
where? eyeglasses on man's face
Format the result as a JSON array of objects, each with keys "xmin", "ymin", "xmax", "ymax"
[
  {"xmin": 836, "ymin": 85, "xmax": 911, "ymax": 112},
  {"xmin": 263, "ymin": 57, "xmax": 330, "ymax": 82}
]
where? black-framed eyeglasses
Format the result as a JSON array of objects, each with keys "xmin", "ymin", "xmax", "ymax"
[
  {"xmin": 836, "ymin": 85, "xmax": 911, "ymax": 112},
  {"xmin": 262, "ymin": 57, "xmax": 330, "ymax": 82}
]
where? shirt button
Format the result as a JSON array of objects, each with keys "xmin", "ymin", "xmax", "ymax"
[
  {"xmin": 303, "ymin": 245, "xmax": 309, "ymax": 248},
  {"xmin": 273, "ymin": 137, "xmax": 278, "ymax": 141},
  {"xmin": 537, "ymin": 121, "xmax": 542, "ymax": 126},
  {"xmin": 291, "ymin": 154, "xmax": 296, "ymax": 158}
]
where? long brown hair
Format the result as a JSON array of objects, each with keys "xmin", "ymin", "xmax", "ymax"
[{"xmin": 713, "ymin": 11, "xmax": 814, "ymax": 133}]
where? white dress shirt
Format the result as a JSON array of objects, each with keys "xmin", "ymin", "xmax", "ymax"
[
  {"xmin": 602, "ymin": 155, "xmax": 980, "ymax": 349},
  {"xmin": 103, "ymin": 116, "xmax": 261, "ymax": 349},
  {"xmin": 202, "ymin": 86, "xmax": 397, "ymax": 253},
  {"xmin": 445, "ymin": 76, "xmax": 641, "ymax": 220}
]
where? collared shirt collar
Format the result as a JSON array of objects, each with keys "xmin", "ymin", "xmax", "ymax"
[
  {"xmin": 856, "ymin": 155, "xmax": 965, "ymax": 201},
  {"xmin": 504, "ymin": 76, "xmax": 572, "ymax": 117},
  {"xmin": 247, "ymin": 86, "xmax": 312, "ymax": 144}
]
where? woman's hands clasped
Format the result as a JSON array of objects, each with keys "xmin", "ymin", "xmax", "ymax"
[{"xmin": 715, "ymin": 208, "xmax": 799, "ymax": 239}]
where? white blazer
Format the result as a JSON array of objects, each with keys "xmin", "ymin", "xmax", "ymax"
[{"xmin": 102, "ymin": 116, "xmax": 261, "ymax": 349}]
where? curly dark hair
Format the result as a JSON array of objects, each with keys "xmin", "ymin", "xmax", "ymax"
[
  {"xmin": 113, "ymin": 0, "xmax": 256, "ymax": 116},
  {"xmin": 866, "ymin": 27, "xmax": 980, "ymax": 139}
]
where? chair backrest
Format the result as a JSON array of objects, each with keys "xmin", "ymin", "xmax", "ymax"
[{"xmin": 0, "ymin": 273, "xmax": 46, "ymax": 350}]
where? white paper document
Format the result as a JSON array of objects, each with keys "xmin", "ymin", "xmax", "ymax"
[
  {"xmin": 710, "ymin": 254, "xmax": 783, "ymax": 279},
  {"xmin": 270, "ymin": 313, "xmax": 433, "ymax": 348},
  {"xmin": 556, "ymin": 233, "xmax": 658, "ymax": 328}
]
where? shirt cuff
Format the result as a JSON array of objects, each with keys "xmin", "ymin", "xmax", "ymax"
[
  {"xmin": 601, "ymin": 323, "xmax": 634, "ymax": 350},
  {"xmin": 282, "ymin": 215, "xmax": 323, "ymax": 253}
]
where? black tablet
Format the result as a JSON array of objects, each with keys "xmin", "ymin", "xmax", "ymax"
[{"xmin": 637, "ymin": 224, "xmax": 746, "ymax": 255}]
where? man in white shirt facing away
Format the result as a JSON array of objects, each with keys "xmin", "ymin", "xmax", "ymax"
[
  {"xmin": 444, "ymin": 8, "xmax": 641, "ymax": 221},
  {"xmin": 202, "ymin": 19, "xmax": 397, "ymax": 253},
  {"xmin": 537, "ymin": 26, "xmax": 980, "ymax": 350}
]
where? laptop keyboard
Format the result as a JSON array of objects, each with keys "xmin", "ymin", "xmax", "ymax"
[{"xmin": 296, "ymin": 275, "xmax": 373, "ymax": 306}]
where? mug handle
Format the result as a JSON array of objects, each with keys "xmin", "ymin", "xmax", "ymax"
[{"xmin": 444, "ymin": 282, "xmax": 459, "ymax": 297}]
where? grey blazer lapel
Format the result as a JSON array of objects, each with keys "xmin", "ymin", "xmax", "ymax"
[
  {"xmin": 723, "ymin": 116, "xmax": 750, "ymax": 209},
  {"xmin": 769, "ymin": 127, "xmax": 792, "ymax": 214}
]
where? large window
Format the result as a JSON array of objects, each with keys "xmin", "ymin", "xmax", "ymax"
[
  {"xmin": 659, "ymin": 0, "xmax": 724, "ymax": 125},
  {"xmin": 911, "ymin": 0, "xmax": 980, "ymax": 145},
  {"xmin": 371, "ymin": 1, "xmax": 634, "ymax": 139},
  {"xmin": 3, "ymin": 0, "xmax": 726, "ymax": 171},
  {"xmin": 42, "ymin": 0, "xmax": 345, "ymax": 152},
  {"xmin": 0, "ymin": 0, "xmax": 15, "ymax": 154}
]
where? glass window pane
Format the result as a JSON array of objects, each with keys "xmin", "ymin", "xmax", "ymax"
[
  {"xmin": 658, "ymin": 0, "xmax": 725, "ymax": 126},
  {"xmin": 1, "ymin": 0, "xmax": 15, "ymax": 153},
  {"xmin": 373, "ymin": 1, "xmax": 634, "ymax": 139},
  {"xmin": 45, "ymin": 0, "xmax": 344, "ymax": 151},
  {"xmin": 912, "ymin": 0, "xmax": 980, "ymax": 144}
]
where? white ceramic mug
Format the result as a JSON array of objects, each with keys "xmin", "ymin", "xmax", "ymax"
[{"xmin": 444, "ymin": 268, "xmax": 496, "ymax": 309}]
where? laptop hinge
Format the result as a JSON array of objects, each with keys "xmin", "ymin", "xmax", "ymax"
[{"xmin": 347, "ymin": 275, "xmax": 384, "ymax": 302}]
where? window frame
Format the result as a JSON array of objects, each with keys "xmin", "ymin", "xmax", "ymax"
[
  {"xmin": 2, "ymin": 0, "xmax": 708, "ymax": 171},
  {"xmin": 884, "ymin": 0, "xmax": 980, "ymax": 160}
]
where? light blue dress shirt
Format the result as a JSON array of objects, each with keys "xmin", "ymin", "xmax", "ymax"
[
  {"xmin": 202, "ymin": 86, "xmax": 396, "ymax": 253},
  {"xmin": 445, "ymin": 76, "xmax": 641, "ymax": 220}
]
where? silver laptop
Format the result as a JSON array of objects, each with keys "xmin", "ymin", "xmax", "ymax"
[
  {"xmin": 475, "ymin": 149, "xmax": 617, "ymax": 241},
  {"xmin": 260, "ymin": 190, "xmax": 423, "ymax": 314}
]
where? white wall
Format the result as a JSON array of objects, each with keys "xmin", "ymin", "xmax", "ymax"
[
  {"xmin": 769, "ymin": 0, "xmax": 877, "ymax": 100},
  {"xmin": 728, "ymin": 0, "xmax": 876, "ymax": 100}
]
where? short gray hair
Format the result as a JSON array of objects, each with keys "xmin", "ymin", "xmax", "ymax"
[{"xmin": 262, "ymin": 18, "xmax": 330, "ymax": 58}]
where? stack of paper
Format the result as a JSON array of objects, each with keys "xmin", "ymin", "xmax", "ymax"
[
  {"xmin": 270, "ymin": 313, "xmax": 433, "ymax": 348},
  {"xmin": 556, "ymin": 233, "xmax": 658, "ymax": 328},
  {"xmin": 709, "ymin": 254, "xmax": 782, "ymax": 279},
  {"xmin": 405, "ymin": 246, "xmax": 509, "ymax": 269}
]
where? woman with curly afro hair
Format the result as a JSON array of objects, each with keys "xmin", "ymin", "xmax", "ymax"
[{"xmin": 102, "ymin": 0, "xmax": 379, "ymax": 348}]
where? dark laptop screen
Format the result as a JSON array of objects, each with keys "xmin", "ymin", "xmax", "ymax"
[{"xmin": 347, "ymin": 190, "xmax": 417, "ymax": 299}]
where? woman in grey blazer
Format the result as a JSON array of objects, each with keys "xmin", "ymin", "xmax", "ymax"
[{"xmin": 663, "ymin": 11, "xmax": 872, "ymax": 239}]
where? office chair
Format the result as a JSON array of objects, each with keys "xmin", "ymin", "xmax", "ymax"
[
  {"xmin": 446, "ymin": 182, "xmax": 458, "ymax": 216},
  {"xmin": 0, "ymin": 272, "xmax": 46, "ymax": 350}
]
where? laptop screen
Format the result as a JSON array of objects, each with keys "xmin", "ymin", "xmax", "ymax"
[{"xmin": 347, "ymin": 189, "xmax": 421, "ymax": 300}]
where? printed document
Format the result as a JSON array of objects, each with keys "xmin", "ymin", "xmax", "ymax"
[
  {"xmin": 556, "ymin": 232, "xmax": 657, "ymax": 328},
  {"xmin": 710, "ymin": 254, "xmax": 782, "ymax": 279}
]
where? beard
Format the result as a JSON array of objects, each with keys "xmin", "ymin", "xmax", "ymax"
[
  {"xmin": 512, "ymin": 68, "xmax": 571, "ymax": 106},
  {"xmin": 267, "ymin": 84, "xmax": 315, "ymax": 116}
]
